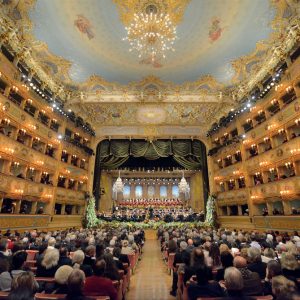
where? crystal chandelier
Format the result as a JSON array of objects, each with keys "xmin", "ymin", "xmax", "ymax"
[
  {"xmin": 113, "ymin": 171, "xmax": 124, "ymax": 194},
  {"xmin": 123, "ymin": 7, "xmax": 177, "ymax": 62},
  {"xmin": 179, "ymin": 171, "xmax": 190, "ymax": 196}
]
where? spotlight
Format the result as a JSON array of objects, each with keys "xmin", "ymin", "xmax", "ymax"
[
  {"xmin": 58, "ymin": 134, "xmax": 63, "ymax": 140},
  {"xmin": 247, "ymin": 103, "xmax": 251, "ymax": 108}
]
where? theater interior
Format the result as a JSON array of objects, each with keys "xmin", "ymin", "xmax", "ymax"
[{"xmin": 0, "ymin": 1, "xmax": 299, "ymax": 300}]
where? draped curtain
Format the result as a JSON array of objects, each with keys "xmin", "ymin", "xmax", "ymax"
[{"xmin": 98, "ymin": 139, "xmax": 203, "ymax": 170}]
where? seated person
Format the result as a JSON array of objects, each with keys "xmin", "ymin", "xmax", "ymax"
[
  {"xmin": 187, "ymin": 265, "xmax": 225, "ymax": 300},
  {"xmin": 83, "ymin": 259, "xmax": 118, "ymax": 300}
]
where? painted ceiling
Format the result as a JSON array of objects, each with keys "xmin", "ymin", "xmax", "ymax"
[
  {"xmin": 29, "ymin": 0, "xmax": 275, "ymax": 85},
  {"xmin": 0, "ymin": 0, "xmax": 299, "ymax": 136}
]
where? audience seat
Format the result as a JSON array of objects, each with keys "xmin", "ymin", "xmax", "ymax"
[
  {"xmin": 26, "ymin": 250, "xmax": 38, "ymax": 261},
  {"xmin": 35, "ymin": 277, "xmax": 56, "ymax": 284},
  {"xmin": 196, "ymin": 296, "xmax": 273, "ymax": 300},
  {"xmin": 0, "ymin": 291, "xmax": 8, "ymax": 299},
  {"xmin": 35, "ymin": 294, "xmax": 110, "ymax": 300}
]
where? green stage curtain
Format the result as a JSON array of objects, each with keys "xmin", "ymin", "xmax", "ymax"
[{"xmin": 99, "ymin": 139, "xmax": 203, "ymax": 169}]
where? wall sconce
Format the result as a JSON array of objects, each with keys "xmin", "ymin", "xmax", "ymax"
[
  {"xmin": 36, "ymin": 160, "xmax": 44, "ymax": 165},
  {"xmin": 29, "ymin": 167, "xmax": 35, "ymax": 171},
  {"xmin": 259, "ymin": 161, "xmax": 268, "ymax": 166},
  {"xmin": 264, "ymin": 137, "xmax": 270, "ymax": 142},
  {"xmin": 285, "ymin": 86, "xmax": 292, "ymax": 93},
  {"xmin": 13, "ymin": 162, "xmax": 20, "ymax": 166},
  {"xmin": 3, "ymin": 118, "xmax": 10, "ymax": 125},
  {"xmin": 269, "ymin": 168, "xmax": 275, "ymax": 172},
  {"xmin": 251, "ymin": 144, "xmax": 256, "ymax": 148},
  {"xmin": 290, "ymin": 148, "xmax": 300, "ymax": 154},
  {"xmin": 246, "ymin": 119, "xmax": 252, "ymax": 123},
  {"xmin": 15, "ymin": 189, "xmax": 24, "ymax": 194},
  {"xmin": 251, "ymin": 195, "xmax": 259, "ymax": 199},
  {"xmin": 12, "ymin": 86, "xmax": 19, "ymax": 92},
  {"xmin": 27, "ymin": 99, "xmax": 33, "ymax": 104},
  {"xmin": 258, "ymin": 110, "xmax": 264, "ymax": 115},
  {"xmin": 5, "ymin": 147, "xmax": 14, "ymax": 154},
  {"xmin": 255, "ymin": 172, "xmax": 261, "ymax": 176},
  {"xmin": 214, "ymin": 176, "xmax": 220, "ymax": 180},
  {"xmin": 285, "ymin": 162, "xmax": 292, "ymax": 168},
  {"xmin": 278, "ymin": 129, "xmax": 285, "ymax": 134},
  {"xmin": 295, "ymin": 118, "xmax": 300, "ymax": 125},
  {"xmin": 271, "ymin": 99, "xmax": 278, "ymax": 105},
  {"xmin": 280, "ymin": 190, "xmax": 290, "ymax": 196},
  {"xmin": 267, "ymin": 124, "xmax": 276, "ymax": 130},
  {"xmin": 233, "ymin": 171, "xmax": 240, "ymax": 175}
]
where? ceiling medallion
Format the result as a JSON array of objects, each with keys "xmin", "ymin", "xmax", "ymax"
[{"xmin": 123, "ymin": 4, "xmax": 177, "ymax": 63}]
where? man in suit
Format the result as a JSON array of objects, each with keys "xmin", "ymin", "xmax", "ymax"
[
  {"xmin": 58, "ymin": 246, "xmax": 72, "ymax": 267},
  {"xmin": 83, "ymin": 245, "xmax": 96, "ymax": 267},
  {"xmin": 83, "ymin": 259, "xmax": 118, "ymax": 300},
  {"xmin": 233, "ymin": 256, "xmax": 263, "ymax": 296},
  {"xmin": 170, "ymin": 241, "xmax": 189, "ymax": 297}
]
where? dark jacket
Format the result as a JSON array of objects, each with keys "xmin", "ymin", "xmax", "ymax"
[
  {"xmin": 58, "ymin": 256, "xmax": 72, "ymax": 267},
  {"xmin": 247, "ymin": 261, "xmax": 266, "ymax": 279},
  {"xmin": 187, "ymin": 281, "xmax": 225, "ymax": 300}
]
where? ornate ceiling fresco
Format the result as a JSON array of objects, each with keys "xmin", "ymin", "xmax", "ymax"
[{"xmin": 0, "ymin": 0, "xmax": 299, "ymax": 136}]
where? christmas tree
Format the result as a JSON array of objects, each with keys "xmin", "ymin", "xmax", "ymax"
[{"xmin": 85, "ymin": 195, "xmax": 99, "ymax": 228}]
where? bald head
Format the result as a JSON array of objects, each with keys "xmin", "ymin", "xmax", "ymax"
[
  {"xmin": 187, "ymin": 239, "xmax": 193, "ymax": 246},
  {"xmin": 233, "ymin": 256, "xmax": 247, "ymax": 268}
]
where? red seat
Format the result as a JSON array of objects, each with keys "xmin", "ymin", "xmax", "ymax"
[
  {"xmin": 167, "ymin": 253, "xmax": 175, "ymax": 274},
  {"xmin": 34, "ymin": 294, "xmax": 66, "ymax": 300},
  {"xmin": 35, "ymin": 277, "xmax": 56, "ymax": 284},
  {"xmin": 0, "ymin": 291, "xmax": 8, "ymax": 299},
  {"xmin": 26, "ymin": 250, "xmax": 38, "ymax": 261}
]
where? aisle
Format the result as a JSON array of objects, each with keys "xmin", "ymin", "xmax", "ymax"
[{"xmin": 126, "ymin": 233, "xmax": 174, "ymax": 300}]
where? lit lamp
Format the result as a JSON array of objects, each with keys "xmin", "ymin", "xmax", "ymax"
[
  {"xmin": 113, "ymin": 171, "xmax": 124, "ymax": 201},
  {"xmin": 179, "ymin": 171, "xmax": 190, "ymax": 199}
]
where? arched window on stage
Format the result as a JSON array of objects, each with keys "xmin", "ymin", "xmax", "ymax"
[
  {"xmin": 160, "ymin": 186, "xmax": 167, "ymax": 198},
  {"xmin": 148, "ymin": 185, "xmax": 155, "ymax": 198},
  {"xmin": 172, "ymin": 185, "xmax": 179, "ymax": 198},
  {"xmin": 135, "ymin": 185, "xmax": 143, "ymax": 198},
  {"xmin": 123, "ymin": 185, "xmax": 130, "ymax": 199}
]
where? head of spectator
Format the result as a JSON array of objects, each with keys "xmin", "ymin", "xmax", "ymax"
[
  {"xmin": 240, "ymin": 247, "xmax": 249, "ymax": 260},
  {"xmin": 220, "ymin": 250, "xmax": 233, "ymax": 269},
  {"xmin": 72, "ymin": 250, "xmax": 85, "ymax": 269},
  {"xmin": 209, "ymin": 243, "xmax": 221, "ymax": 266},
  {"xmin": 55, "ymin": 265, "xmax": 73, "ymax": 285},
  {"xmin": 285, "ymin": 241, "xmax": 298, "ymax": 256},
  {"xmin": 266, "ymin": 260, "xmax": 282, "ymax": 280},
  {"xmin": 59, "ymin": 246, "xmax": 69, "ymax": 258},
  {"xmin": 10, "ymin": 271, "xmax": 38, "ymax": 294},
  {"xmin": 187, "ymin": 239, "xmax": 193, "ymax": 246},
  {"xmin": 93, "ymin": 259, "xmax": 106, "ymax": 277},
  {"xmin": 66, "ymin": 269, "xmax": 86, "ymax": 300},
  {"xmin": 41, "ymin": 248, "xmax": 59, "ymax": 269},
  {"xmin": 190, "ymin": 247, "xmax": 204, "ymax": 267},
  {"xmin": 7, "ymin": 287, "xmax": 35, "ymax": 300},
  {"xmin": 0, "ymin": 238, "xmax": 8, "ymax": 254},
  {"xmin": 272, "ymin": 275, "xmax": 296, "ymax": 296},
  {"xmin": 195, "ymin": 265, "xmax": 211, "ymax": 285},
  {"xmin": 264, "ymin": 248, "xmax": 276, "ymax": 259},
  {"xmin": 219, "ymin": 243, "xmax": 229, "ymax": 254},
  {"xmin": 85, "ymin": 245, "xmax": 96, "ymax": 257},
  {"xmin": 233, "ymin": 256, "xmax": 247, "ymax": 269},
  {"xmin": 47, "ymin": 237, "xmax": 56, "ymax": 249},
  {"xmin": 103, "ymin": 253, "xmax": 120, "ymax": 281},
  {"xmin": 281, "ymin": 252, "xmax": 299, "ymax": 271},
  {"xmin": 112, "ymin": 247, "xmax": 121, "ymax": 259},
  {"xmin": 224, "ymin": 267, "xmax": 244, "ymax": 295},
  {"xmin": 12, "ymin": 251, "xmax": 27, "ymax": 270},
  {"xmin": 179, "ymin": 241, "xmax": 187, "ymax": 252},
  {"xmin": 247, "ymin": 247, "xmax": 262, "ymax": 263}
]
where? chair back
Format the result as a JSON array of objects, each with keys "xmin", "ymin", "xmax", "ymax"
[
  {"xmin": 26, "ymin": 250, "xmax": 38, "ymax": 261},
  {"xmin": 0, "ymin": 291, "xmax": 9, "ymax": 299},
  {"xmin": 35, "ymin": 293, "xmax": 66, "ymax": 299}
]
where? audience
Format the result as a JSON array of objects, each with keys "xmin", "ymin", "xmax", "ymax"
[
  {"xmin": 83, "ymin": 259, "xmax": 118, "ymax": 300},
  {"xmin": 0, "ymin": 224, "xmax": 299, "ymax": 299}
]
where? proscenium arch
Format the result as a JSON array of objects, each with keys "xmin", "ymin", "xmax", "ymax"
[{"xmin": 93, "ymin": 138, "xmax": 209, "ymax": 210}]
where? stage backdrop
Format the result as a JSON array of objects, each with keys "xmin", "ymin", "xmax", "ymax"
[{"xmin": 93, "ymin": 139, "xmax": 209, "ymax": 210}]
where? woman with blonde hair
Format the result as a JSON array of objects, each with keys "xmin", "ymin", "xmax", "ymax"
[
  {"xmin": 219, "ymin": 243, "xmax": 229, "ymax": 254},
  {"xmin": 272, "ymin": 275, "xmax": 295, "ymax": 297},
  {"xmin": 72, "ymin": 250, "xmax": 93, "ymax": 277},
  {"xmin": 281, "ymin": 252, "xmax": 300, "ymax": 280},
  {"xmin": 36, "ymin": 248, "xmax": 60, "ymax": 277}
]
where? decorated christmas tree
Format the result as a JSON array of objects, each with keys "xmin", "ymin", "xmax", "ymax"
[
  {"xmin": 204, "ymin": 194, "xmax": 217, "ymax": 227},
  {"xmin": 85, "ymin": 195, "xmax": 99, "ymax": 228}
]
